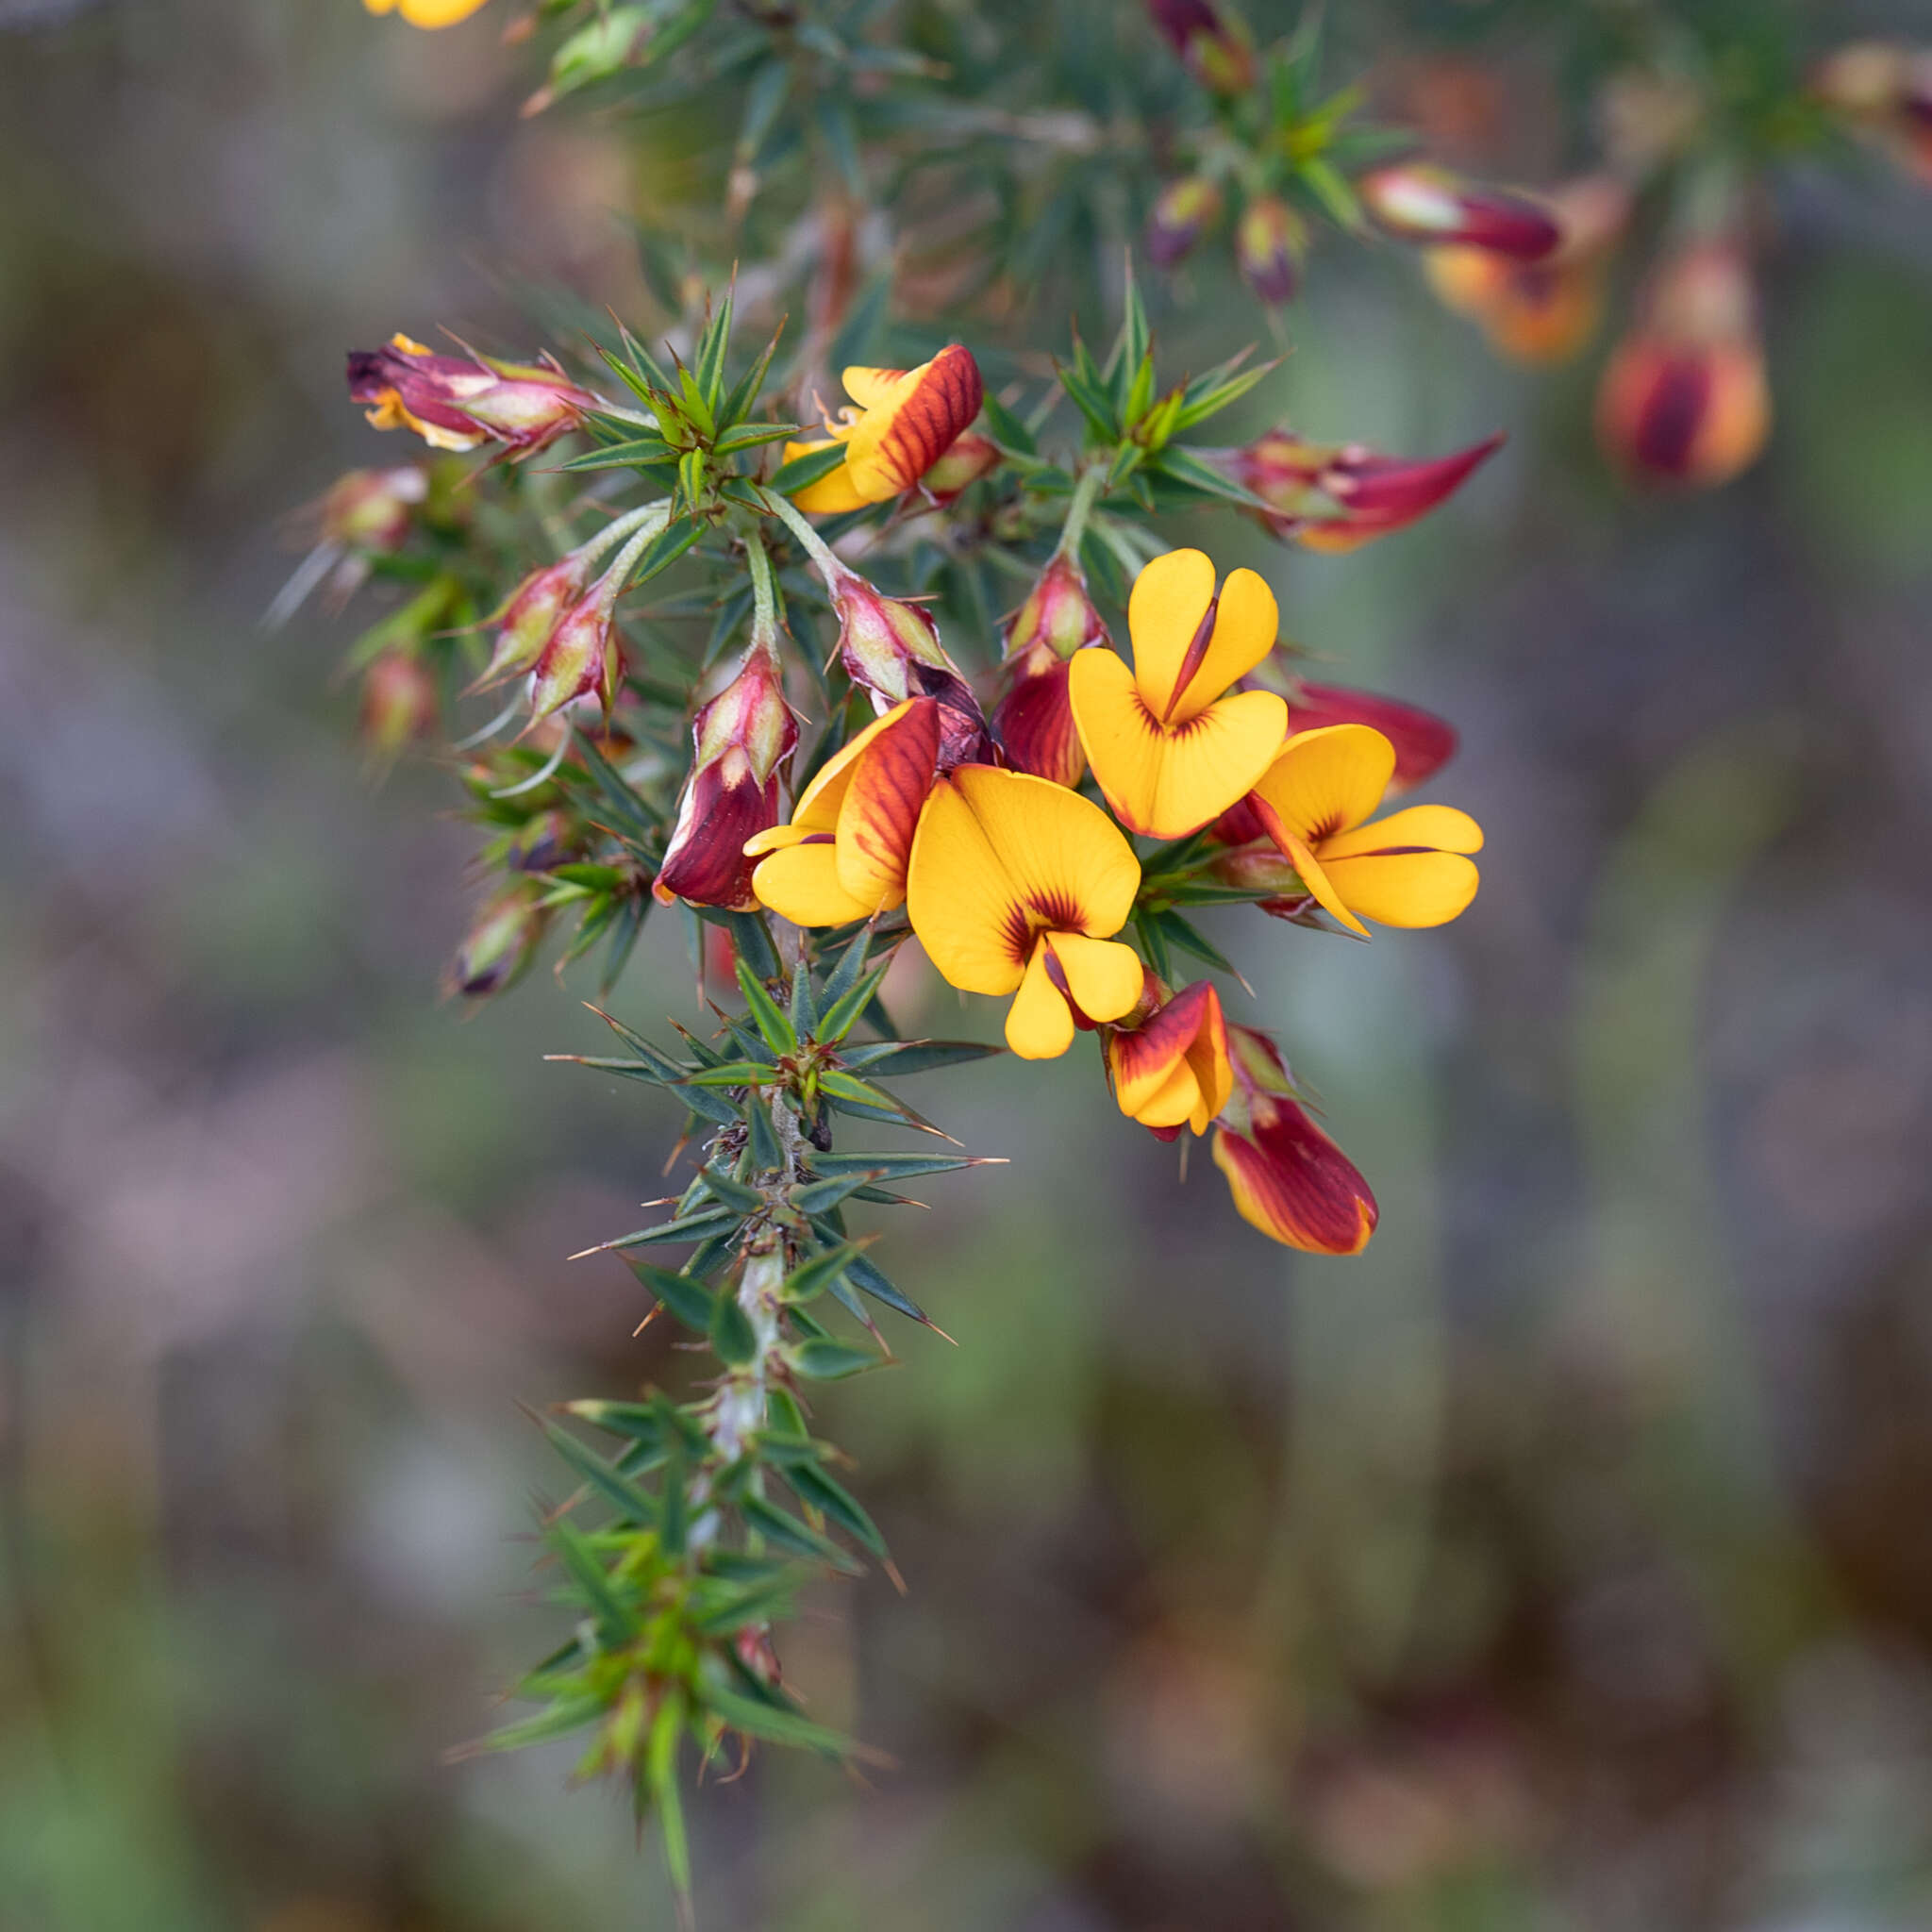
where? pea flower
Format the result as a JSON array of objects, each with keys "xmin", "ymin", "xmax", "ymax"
[
  {"xmin": 1066, "ymin": 548, "xmax": 1288, "ymax": 840},
  {"xmin": 655, "ymin": 641, "xmax": 798, "ymax": 910},
  {"xmin": 992, "ymin": 553, "xmax": 1109, "ymax": 789},
  {"xmin": 1224, "ymin": 428, "xmax": 1504, "ymax": 553},
  {"xmin": 1147, "ymin": 0, "xmax": 1256, "ymax": 95},
  {"xmin": 906, "ymin": 765, "xmax": 1143, "ymax": 1059},
  {"xmin": 782, "ymin": 348, "xmax": 985, "ymax": 515},
  {"xmin": 746, "ymin": 697, "xmax": 943, "ymax": 926},
  {"xmin": 1357, "ymin": 162, "xmax": 1560, "ymax": 261},
  {"xmin": 1244, "ymin": 724, "xmax": 1483, "ymax": 938},
  {"xmin": 1211, "ymin": 1027, "xmax": 1378, "ymax": 1254},
  {"xmin": 1213, "ymin": 682, "xmax": 1457, "ymax": 850},
  {"xmin": 363, "ymin": 0, "xmax": 491, "ymax": 22},
  {"xmin": 1595, "ymin": 241, "xmax": 1769, "ymax": 490},
  {"xmin": 1105, "ymin": 974, "xmax": 1233, "ymax": 1138},
  {"xmin": 346, "ymin": 334, "xmax": 592, "ymax": 456},
  {"xmin": 1424, "ymin": 177, "xmax": 1628, "ymax": 365}
]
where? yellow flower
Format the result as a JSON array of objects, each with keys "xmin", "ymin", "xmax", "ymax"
[
  {"xmin": 1245, "ymin": 724, "xmax": 1483, "ymax": 938},
  {"xmin": 781, "ymin": 348, "xmax": 984, "ymax": 515},
  {"xmin": 905, "ymin": 765, "xmax": 1143, "ymax": 1059},
  {"xmin": 1066, "ymin": 548, "xmax": 1289, "ymax": 839},
  {"xmin": 746, "ymin": 698, "xmax": 944, "ymax": 926},
  {"xmin": 363, "ymin": 0, "xmax": 491, "ymax": 25},
  {"xmin": 1105, "ymin": 975, "xmax": 1234, "ymax": 1137}
]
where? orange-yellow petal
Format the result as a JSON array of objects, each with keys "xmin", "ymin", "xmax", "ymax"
[
  {"xmin": 833, "ymin": 699, "xmax": 941, "ymax": 910},
  {"xmin": 1250, "ymin": 724, "xmax": 1396, "ymax": 843},
  {"xmin": 782, "ymin": 698, "xmax": 924, "ymax": 835},
  {"xmin": 1043, "ymin": 932, "xmax": 1144, "ymax": 1024},
  {"xmin": 751, "ymin": 839, "xmax": 877, "ymax": 927},
  {"xmin": 907, "ymin": 765, "xmax": 1141, "ymax": 994},
  {"xmin": 1317, "ymin": 803, "xmax": 1483, "ymax": 859},
  {"xmin": 784, "ymin": 443, "xmax": 872, "ymax": 515},
  {"xmin": 1006, "ymin": 942, "xmax": 1075, "ymax": 1058},
  {"xmin": 365, "ymin": 0, "xmax": 493, "ymax": 25},
  {"xmin": 1124, "ymin": 548, "xmax": 1217, "ymax": 718},
  {"xmin": 1068, "ymin": 648, "xmax": 1287, "ymax": 839},
  {"xmin": 1316, "ymin": 850, "xmax": 1480, "ymax": 928}
]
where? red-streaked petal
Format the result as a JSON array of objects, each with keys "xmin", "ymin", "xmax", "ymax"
[
  {"xmin": 1212, "ymin": 1098, "xmax": 1378, "ymax": 1254},
  {"xmin": 834, "ymin": 696, "xmax": 942, "ymax": 910}
]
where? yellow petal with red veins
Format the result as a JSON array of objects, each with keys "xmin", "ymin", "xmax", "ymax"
[
  {"xmin": 907, "ymin": 765, "xmax": 1141, "ymax": 994},
  {"xmin": 786, "ymin": 698, "xmax": 924, "ymax": 837},
  {"xmin": 1139, "ymin": 1058, "xmax": 1207, "ymax": 1128},
  {"xmin": 1068, "ymin": 649, "xmax": 1287, "ymax": 839},
  {"xmin": 743, "ymin": 821, "xmax": 811, "ymax": 859},
  {"xmin": 1170, "ymin": 567, "xmax": 1278, "ymax": 723},
  {"xmin": 1251, "ymin": 724, "xmax": 1397, "ymax": 843},
  {"xmin": 1318, "ymin": 803, "xmax": 1484, "ymax": 858},
  {"xmin": 833, "ymin": 699, "xmax": 941, "ymax": 910},
  {"xmin": 1005, "ymin": 944, "xmax": 1075, "ymax": 1058},
  {"xmin": 1317, "ymin": 850, "xmax": 1480, "ymax": 928},
  {"xmin": 1124, "ymin": 548, "xmax": 1217, "ymax": 718},
  {"xmin": 1043, "ymin": 932, "xmax": 1144, "ymax": 1024},
  {"xmin": 751, "ymin": 840, "xmax": 876, "ymax": 927},
  {"xmin": 842, "ymin": 347, "xmax": 984, "ymax": 501}
]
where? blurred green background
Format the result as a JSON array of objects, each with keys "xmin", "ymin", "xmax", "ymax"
[{"xmin": 6, "ymin": 4, "xmax": 1932, "ymax": 1927}]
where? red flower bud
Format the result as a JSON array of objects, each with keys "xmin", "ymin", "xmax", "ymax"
[
  {"xmin": 1211, "ymin": 1025, "xmax": 1378, "ymax": 1253},
  {"xmin": 1282, "ymin": 682, "xmax": 1457, "ymax": 793},
  {"xmin": 1147, "ymin": 0, "xmax": 1256, "ymax": 94},
  {"xmin": 346, "ymin": 333, "xmax": 593, "ymax": 455},
  {"xmin": 1358, "ymin": 163, "xmax": 1560, "ymax": 260},
  {"xmin": 1596, "ymin": 242, "xmax": 1769, "ymax": 489},
  {"xmin": 479, "ymin": 553, "xmax": 593, "ymax": 689},
  {"xmin": 920, "ymin": 431, "xmax": 1002, "ymax": 504},
  {"xmin": 654, "ymin": 641, "xmax": 798, "ymax": 910},
  {"xmin": 1104, "ymin": 974, "xmax": 1234, "ymax": 1138},
  {"xmin": 992, "ymin": 553, "xmax": 1109, "ymax": 788},
  {"xmin": 1147, "ymin": 175, "xmax": 1223, "ymax": 267},
  {"xmin": 1227, "ymin": 426, "xmax": 1503, "ymax": 552},
  {"xmin": 831, "ymin": 573, "xmax": 992, "ymax": 769},
  {"xmin": 1236, "ymin": 195, "xmax": 1307, "ymax": 305}
]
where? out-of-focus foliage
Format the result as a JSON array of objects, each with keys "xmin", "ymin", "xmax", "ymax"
[{"xmin": 5, "ymin": 1, "xmax": 1932, "ymax": 1928}]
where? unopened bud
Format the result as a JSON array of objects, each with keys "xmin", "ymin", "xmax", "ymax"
[
  {"xmin": 446, "ymin": 885, "xmax": 548, "ymax": 1000},
  {"xmin": 1596, "ymin": 242, "xmax": 1768, "ymax": 489},
  {"xmin": 1147, "ymin": 0, "xmax": 1256, "ymax": 95},
  {"xmin": 992, "ymin": 553, "xmax": 1109, "ymax": 788},
  {"xmin": 359, "ymin": 649, "xmax": 440, "ymax": 765},
  {"xmin": 346, "ymin": 334, "xmax": 593, "ymax": 455},
  {"xmin": 920, "ymin": 431, "xmax": 1002, "ymax": 503},
  {"xmin": 480, "ymin": 553, "xmax": 592, "ymax": 689},
  {"xmin": 654, "ymin": 641, "xmax": 798, "ymax": 909},
  {"xmin": 832, "ymin": 573, "xmax": 991, "ymax": 769},
  {"xmin": 1236, "ymin": 195, "xmax": 1307, "ymax": 305},
  {"xmin": 320, "ymin": 466, "xmax": 427, "ymax": 552},
  {"xmin": 1359, "ymin": 162, "xmax": 1560, "ymax": 260},
  {"xmin": 1147, "ymin": 175, "xmax": 1223, "ymax": 268}
]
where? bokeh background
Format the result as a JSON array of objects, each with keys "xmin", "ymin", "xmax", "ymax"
[{"xmin": 6, "ymin": 3, "xmax": 1932, "ymax": 1927}]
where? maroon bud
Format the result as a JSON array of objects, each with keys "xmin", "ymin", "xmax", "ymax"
[
  {"xmin": 1147, "ymin": 0, "xmax": 1256, "ymax": 94},
  {"xmin": 1236, "ymin": 196, "xmax": 1307, "ymax": 304},
  {"xmin": 1147, "ymin": 175, "xmax": 1223, "ymax": 268},
  {"xmin": 1358, "ymin": 163, "xmax": 1560, "ymax": 260}
]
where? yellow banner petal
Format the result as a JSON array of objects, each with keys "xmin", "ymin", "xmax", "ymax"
[
  {"xmin": 1170, "ymin": 567, "xmax": 1278, "ymax": 723},
  {"xmin": 832, "ymin": 699, "xmax": 941, "ymax": 911},
  {"xmin": 1252, "ymin": 723, "xmax": 1396, "ymax": 843},
  {"xmin": 1124, "ymin": 548, "xmax": 1216, "ymax": 718}
]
